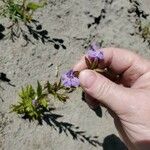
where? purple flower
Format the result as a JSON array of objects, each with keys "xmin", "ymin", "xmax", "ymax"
[
  {"xmin": 32, "ymin": 96, "xmax": 38, "ymax": 106},
  {"xmin": 61, "ymin": 70, "xmax": 80, "ymax": 88},
  {"xmin": 87, "ymin": 42, "xmax": 104, "ymax": 61},
  {"xmin": 89, "ymin": 42, "xmax": 100, "ymax": 51},
  {"xmin": 87, "ymin": 50, "xmax": 104, "ymax": 60}
]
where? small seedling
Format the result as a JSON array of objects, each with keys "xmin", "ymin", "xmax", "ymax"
[{"xmin": 11, "ymin": 80, "xmax": 71, "ymax": 121}]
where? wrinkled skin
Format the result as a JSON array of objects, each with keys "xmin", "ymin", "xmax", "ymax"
[{"xmin": 73, "ymin": 48, "xmax": 150, "ymax": 150}]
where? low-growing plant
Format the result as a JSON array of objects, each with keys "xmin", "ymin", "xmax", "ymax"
[
  {"xmin": 11, "ymin": 80, "xmax": 71, "ymax": 121},
  {"xmin": 0, "ymin": 0, "xmax": 47, "ymax": 43},
  {"xmin": 0, "ymin": 0, "xmax": 47, "ymax": 23},
  {"xmin": 0, "ymin": 0, "xmax": 67, "ymax": 48}
]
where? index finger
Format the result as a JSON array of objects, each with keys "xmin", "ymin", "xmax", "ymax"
[{"xmin": 73, "ymin": 47, "xmax": 148, "ymax": 74}]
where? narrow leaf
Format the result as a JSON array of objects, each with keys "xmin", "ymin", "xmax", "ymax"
[
  {"xmin": 37, "ymin": 81, "xmax": 42, "ymax": 97},
  {"xmin": 85, "ymin": 57, "xmax": 91, "ymax": 69},
  {"xmin": 91, "ymin": 58, "xmax": 98, "ymax": 69},
  {"xmin": 27, "ymin": 2, "xmax": 43, "ymax": 11}
]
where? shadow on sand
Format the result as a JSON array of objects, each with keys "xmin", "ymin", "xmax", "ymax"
[
  {"xmin": 39, "ymin": 108, "xmax": 102, "ymax": 147},
  {"xmin": 102, "ymin": 134, "xmax": 128, "ymax": 150},
  {"xmin": 0, "ymin": 21, "xmax": 66, "ymax": 50}
]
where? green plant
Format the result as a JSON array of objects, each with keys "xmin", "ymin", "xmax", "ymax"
[
  {"xmin": 135, "ymin": 22, "xmax": 150, "ymax": 46},
  {"xmin": 11, "ymin": 81, "xmax": 70, "ymax": 121},
  {"xmin": 0, "ymin": 0, "xmax": 46, "ymax": 23},
  {"xmin": 140, "ymin": 23, "xmax": 150, "ymax": 42},
  {"xmin": 0, "ymin": 0, "xmax": 47, "ymax": 43},
  {"xmin": 0, "ymin": 0, "xmax": 67, "ymax": 49}
]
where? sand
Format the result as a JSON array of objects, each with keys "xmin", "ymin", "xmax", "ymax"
[{"xmin": 0, "ymin": 0, "xmax": 150, "ymax": 150}]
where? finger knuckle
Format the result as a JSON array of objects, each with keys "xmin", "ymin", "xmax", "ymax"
[{"xmin": 96, "ymin": 80, "xmax": 112, "ymax": 99}]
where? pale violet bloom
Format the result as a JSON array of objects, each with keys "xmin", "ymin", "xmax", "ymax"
[
  {"xmin": 32, "ymin": 96, "xmax": 38, "ymax": 106},
  {"xmin": 61, "ymin": 70, "xmax": 80, "ymax": 88},
  {"xmin": 87, "ymin": 42, "xmax": 104, "ymax": 61}
]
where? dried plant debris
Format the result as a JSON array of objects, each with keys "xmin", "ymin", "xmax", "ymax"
[
  {"xmin": 137, "ymin": 22, "xmax": 150, "ymax": 44},
  {"xmin": 128, "ymin": 0, "xmax": 149, "ymax": 19},
  {"xmin": 128, "ymin": 0, "xmax": 150, "ymax": 46}
]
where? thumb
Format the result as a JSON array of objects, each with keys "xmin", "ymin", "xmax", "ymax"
[{"xmin": 79, "ymin": 69, "xmax": 131, "ymax": 114}]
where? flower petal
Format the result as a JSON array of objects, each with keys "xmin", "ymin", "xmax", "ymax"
[{"xmin": 61, "ymin": 70, "xmax": 80, "ymax": 87}]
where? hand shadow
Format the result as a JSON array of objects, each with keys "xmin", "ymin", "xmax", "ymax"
[
  {"xmin": 102, "ymin": 134, "xmax": 128, "ymax": 150},
  {"xmin": 82, "ymin": 92, "xmax": 102, "ymax": 118}
]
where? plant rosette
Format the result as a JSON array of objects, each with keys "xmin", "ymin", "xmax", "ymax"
[{"xmin": 11, "ymin": 80, "xmax": 71, "ymax": 121}]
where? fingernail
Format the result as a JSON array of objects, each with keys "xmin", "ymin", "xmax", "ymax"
[{"xmin": 79, "ymin": 70, "xmax": 97, "ymax": 89}]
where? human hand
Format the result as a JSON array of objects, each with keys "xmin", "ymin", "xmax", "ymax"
[{"xmin": 73, "ymin": 48, "xmax": 150, "ymax": 150}]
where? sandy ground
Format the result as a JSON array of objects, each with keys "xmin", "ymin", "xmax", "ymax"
[{"xmin": 0, "ymin": 0, "xmax": 150, "ymax": 150}]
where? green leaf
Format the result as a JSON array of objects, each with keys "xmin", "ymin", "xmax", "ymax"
[
  {"xmin": 39, "ymin": 98, "xmax": 48, "ymax": 108},
  {"xmin": 26, "ymin": 2, "xmax": 43, "ymax": 11},
  {"xmin": 56, "ymin": 93, "xmax": 69, "ymax": 102},
  {"xmin": 47, "ymin": 81, "xmax": 52, "ymax": 93},
  {"xmin": 37, "ymin": 81, "xmax": 42, "ymax": 97},
  {"xmin": 28, "ymin": 85, "xmax": 35, "ymax": 98},
  {"xmin": 58, "ymin": 79, "xmax": 61, "ymax": 87},
  {"xmin": 10, "ymin": 76, "xmax": 70, "ymax": 122},
  {"xmin": 91, "ymin": 58, "xmax": 99, "ymax": 69},
  {"xmin": 85, "ymin": 57, "xmax": 91, "ymax": 69}
]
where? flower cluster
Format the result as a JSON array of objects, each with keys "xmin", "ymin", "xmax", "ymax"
[
  {"xmin": 87, "ymin": 42, "xmax": 104, "ymax": 61},
  {"xmin": 61, "ymin": 70, "xmax": 80, "ymax": 88},
  {"xmin": 61, "ymin": 42, "xmax": 104, "ymax": 88}
]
